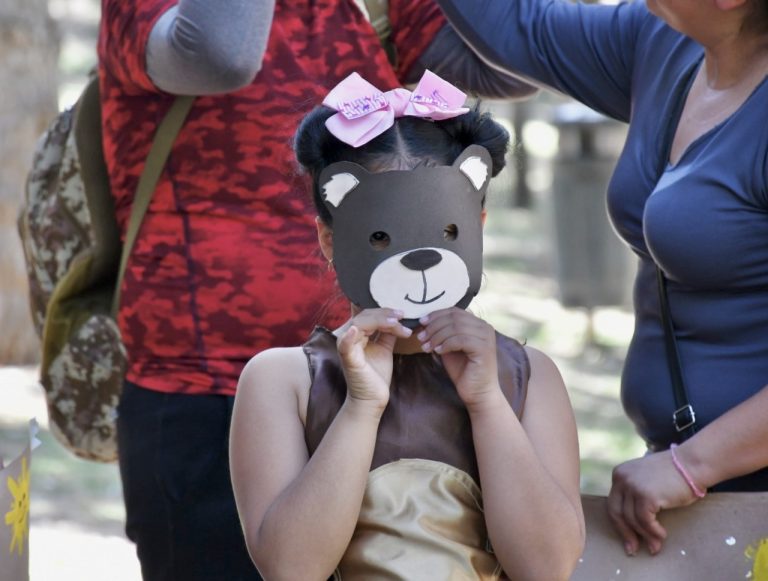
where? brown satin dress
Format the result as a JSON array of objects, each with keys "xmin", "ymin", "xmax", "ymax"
[{"xmin": 302, "ymin": 327, "xmax": 530, "ymax": 580}]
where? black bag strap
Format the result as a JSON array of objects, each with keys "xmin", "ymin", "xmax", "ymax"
[
  {"xmin": 112, "ymin": 95, "xmax": 195, "ymax": 315},
  {"xmin": 656, "ymin": 266, "xmax": 697, "ymax": 440}
]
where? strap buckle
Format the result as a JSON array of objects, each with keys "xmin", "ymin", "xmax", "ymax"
[{"xmin": 673, "ymin": 405, "xmax": 696, "ymax": 432}]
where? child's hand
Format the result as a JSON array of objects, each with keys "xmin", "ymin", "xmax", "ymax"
[
  {"xmin": 416, "ymin": 308, "xmax": 500, "ymax": 410},
  {"xmin": 337, "ymin": 309, "xmax": 412, "ymax": 415}
]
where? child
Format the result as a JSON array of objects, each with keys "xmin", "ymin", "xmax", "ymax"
[{"xmin": 229, "ymin": 71, "xmax": 585, "ymax": 581}]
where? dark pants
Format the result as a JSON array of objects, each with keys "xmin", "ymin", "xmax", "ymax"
[{"xmin": 117, "ymin": 380, "xmax": 262, "ymax": 581}]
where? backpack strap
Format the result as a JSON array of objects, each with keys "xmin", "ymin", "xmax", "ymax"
[
  {"xmin": 354, "ymin": 0, "xmax": 396, "ymax": 66},
  {"xmin": 75, "ymin": 76, "xmax": 119, "ymax": 278},
  {"xmin": 112, "ymin": 95, "xmax": 195, "ymax": 314},
  {"xmin": 358, "ymin": 0, "xmax": 390, "ymax": 43}
]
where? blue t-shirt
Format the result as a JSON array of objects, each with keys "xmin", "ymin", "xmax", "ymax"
[{"xmin": 439, "ymin": 0, "xmax": 768, "ymax": 489}]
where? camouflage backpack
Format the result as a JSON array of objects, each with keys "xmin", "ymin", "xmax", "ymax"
[{"xmin": 17, "ymin": 76, "xmax": 193, "ymax": 462}]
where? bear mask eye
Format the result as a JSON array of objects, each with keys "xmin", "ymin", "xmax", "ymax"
[
  {"xmin": 369, "ymin": 231, "xmax": 391, "ymax": 250},
  {"xmin": 443, "ymin": 224, "xmax": 458, "ymax": 241}
]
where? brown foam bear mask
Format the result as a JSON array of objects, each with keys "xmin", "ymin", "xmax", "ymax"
[{"xmin": 319, "ymin": 144, "xmax": 492, "ymax": 326}]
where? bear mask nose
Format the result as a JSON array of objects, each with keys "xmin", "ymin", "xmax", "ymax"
[{"xmin": 400, "ymin": 249, "xmax": 442, "ymax": 271}]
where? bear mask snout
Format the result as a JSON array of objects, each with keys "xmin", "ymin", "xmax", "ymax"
[{"xmin": 400, "ymin": 249, "xmax": 443, "ymax": 271}]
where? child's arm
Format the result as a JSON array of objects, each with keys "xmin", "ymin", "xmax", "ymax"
[
  {"xmin": 229, "ymin": 310, "xmax": 412, "ymax": 580},
  {"xmin": 229, "ymin": 346, "xmax": 380, "ymax": 580},
  {"xmin": 477, "ymin": 346, "xmax": 584, "ymax": 580},
  {"xmin": 418, "ymin": 310, "xmax": 584, "ymax": 580}
]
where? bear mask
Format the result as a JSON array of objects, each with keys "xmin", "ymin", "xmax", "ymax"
[{"xmin": 319, "ymin": 144, "xmax": 491, "ymax": 327}]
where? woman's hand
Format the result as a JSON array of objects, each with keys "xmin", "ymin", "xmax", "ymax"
[
  {"xmin": 416, "ymin": 307, "xmax": 500, "ymax": 409},
  {"xmin": 337, "ymin": 309, "xmax": 412, "ymax": 414},
  {"xmin": 607, "ymin": 450, "xmax": 701, "ymax": 556}
]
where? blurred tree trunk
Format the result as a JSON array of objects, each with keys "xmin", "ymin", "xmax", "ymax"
[{"xmin": 0, "ymin": 0, "xmax": 59, "ymax": 364}]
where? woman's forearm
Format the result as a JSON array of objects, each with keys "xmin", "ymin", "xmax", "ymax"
[
  {"xmin": 411, "ymin": 24, "xmax": 540, "ymax": 99},
  {"xmin": 677, "ymin": 384, "xmax": 768, "ymax": 490},
  {"xmin": 251, "ymin": 399, "xmax": 380, "ymax": 580},
  {"xmin": 433, "ymin": 0, "xmax": 538, "ymax": 76},
  {"xmin": 433, "ymin": 0, "xmax": 641, "ymax": 121}
]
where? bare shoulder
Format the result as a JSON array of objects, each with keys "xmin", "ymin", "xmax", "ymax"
[
  {"xmin": 523, "ymin": 345, "xmax": 566, "ymax": 392},
  {"xmin": 237, "ymin": 346, "xmax": 312, "ymax": 419},
  {"xmin": 240, "ymin": 346, "xmax": 310, "ymax": 385},
  {"xmin": 520, "ymin": 344, "xmax": 574, "ymax": 426}
]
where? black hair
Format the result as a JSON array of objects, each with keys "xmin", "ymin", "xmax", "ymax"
[{"xmin": 294, "ymin": 104, "xmax": 510, "ymax": 225}]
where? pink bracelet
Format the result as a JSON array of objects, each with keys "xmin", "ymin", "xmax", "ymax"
[{"xmin": 669, "ymin": 443, "xmax": 706, "ymax": 498}]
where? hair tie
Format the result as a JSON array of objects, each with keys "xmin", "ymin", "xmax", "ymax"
[{"xmin": 323, "ymin": 70, "xmax": 469, "ymax": 147}]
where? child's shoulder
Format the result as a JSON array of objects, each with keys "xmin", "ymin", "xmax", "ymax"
[
  {"xmin": 493, "ymin": 330, "xmax": 559, "ymax": 375},
  {"xmin": 522, "ymin": 343, "xmax": 563, "ymax": 386},
  {"xmin": 522, "ymin": 344, "xmax": 568, "ymax": 408},
  {"xmin": 523, "ymin": 344, "xmax": 556, "ymax": 369},
  {"xmin": 493, "ymin": 331, "xmax": 565, "ymax": 397},
  {"xmin": 246, "ymin": 345, "xmax": 307, "ymax": 366},
  {"xmin": 233, "ymin": 346, "xmax": 314, "ymax": 443},
  {"xmin": 239, "ymin": 346, "xmax": 311, "ymax": 396}
]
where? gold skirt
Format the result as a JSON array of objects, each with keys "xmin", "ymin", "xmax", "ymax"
[{"xmin": 335, "ymin": 459, "xmax": 501, "ymax": 580}]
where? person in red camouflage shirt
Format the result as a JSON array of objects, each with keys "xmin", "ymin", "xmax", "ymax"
[{"xmin": 99, "ymin": 0, "xmax": 536, "ymax": 578}]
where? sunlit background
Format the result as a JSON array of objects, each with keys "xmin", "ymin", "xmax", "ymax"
[{"xmin": 0, "ymin": 0, "xmax": 645, "ymax": 579}]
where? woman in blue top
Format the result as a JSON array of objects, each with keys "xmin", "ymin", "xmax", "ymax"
[{"xmin": 434, "ymin": 0, "xmax": 768, "ymax": 557}]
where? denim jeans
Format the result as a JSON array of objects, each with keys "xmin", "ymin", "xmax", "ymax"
[{"xmin": 117, "ymin": 380, "xmax": 262, "ymax": 580}]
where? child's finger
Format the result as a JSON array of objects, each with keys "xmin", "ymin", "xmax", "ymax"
[
  {"xmin": 417, "ymin": 310, "xmax": 490, "ymax": 352},
  {"xmin": 337, "ymin": 325, "xmax": 366, "ymax": 368},
  {"xmin": 350, "ymin": 309, "xmax": 412, "ymax": 339},
  {"xmin": 430, "ymin": 334, "xmax": 489, "ymax": 357}
]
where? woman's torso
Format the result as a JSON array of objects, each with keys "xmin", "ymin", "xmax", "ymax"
[{"xmin": 604, "ymin": 16, "xmax": 768, "ymax": 490}]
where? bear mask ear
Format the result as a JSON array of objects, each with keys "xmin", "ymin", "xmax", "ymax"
[
  {"xmin": 453, "ymin": 145, "xmax": 492, "ymax": 191},
  {"xmin": 318, "ymin": 161, "xmax": 371, "ymax": 209},
  {"xmin": 322, "ymin": 173, "xmax": 358, "ymax": 207}
]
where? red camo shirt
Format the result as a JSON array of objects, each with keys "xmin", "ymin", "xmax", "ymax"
[{"xmin": 98, "ymin": 0, "xmax": 445, "ymax": 395}]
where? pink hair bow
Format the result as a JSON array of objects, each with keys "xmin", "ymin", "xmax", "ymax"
[{"xmin": 323, "ymin": 70, "xmax": 469, "ymax": 147}]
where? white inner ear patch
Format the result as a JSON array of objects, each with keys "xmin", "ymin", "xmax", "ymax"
[
  {"xmin": 322, "ymin": 173, "xmax": 359, "ymax": 207},
  {"xmin": 459, "ymin": 156, "xmax": 489, "ymax": 191}
]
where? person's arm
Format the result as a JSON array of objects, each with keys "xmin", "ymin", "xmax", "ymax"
[
  {"xmin": 475, "ymin": 348, "xmax": 584, "ymax": 580},
  {"xmin": 417, "ymin": 310, "xmax": 584, "ymax": 580},
  {"xmin": 389, "ymin": 0, "xmax": 536, "ymax": 99},
  {"xmin": 229, "ymin": 347, "xmax": 379, "ymax": 580},
  {"xmin": 229, "ymin": 310, "xmax": 413, "ymax": 580},
  {"xmin": 409, "ymin": 24, "xmax": 540, "ymax": 100},
  {"xmin": 683, "ymin": 384, "xmax": 768, "ymax": 493},
  {"xmin": 146, "ymin": 0, "xmax": 275, "ymax": 95},
  {"xmin": 432, "ymin": 0, "xmax": 653, "ymax": 121},
  {"xmin": 608, "ymin": 384, "xmax": 768, "ymax": 555}
]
